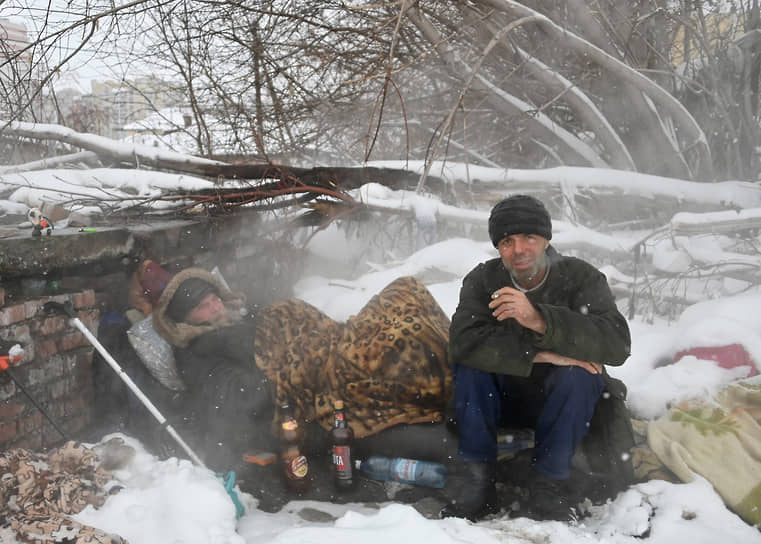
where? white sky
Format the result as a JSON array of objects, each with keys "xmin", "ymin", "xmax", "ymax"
[
  {"xmin": 1, "ymin": 0, "xmax": 152, "ymax": 88},
  {"xmin": 2, "ymin": 165, "xmax": 761, "ymax": 542}
]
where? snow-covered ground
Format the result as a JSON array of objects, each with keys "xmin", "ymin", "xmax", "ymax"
[
  {"xmin": 74, "ymin": 438, "xmax": 761, "ymax": 544},
  {"xmin": 2, "ymin": 164, "xmax": 760, "ymax": 542},
  {"xmin": 66, "ymin": 237, "xmax": 761, "ymax": 543}
]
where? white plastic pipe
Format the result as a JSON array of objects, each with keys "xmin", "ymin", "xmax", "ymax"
[{"xmin": 69, "ymin": 316, "xmax": 207, "ymax": 468}]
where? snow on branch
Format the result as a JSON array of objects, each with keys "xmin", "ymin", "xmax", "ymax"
[
  {"xmin": 670, "ymin": 208, "xmax": 761, "ymax": 235},
  {"xmin": 0, "ymin": 151, "xmax": 102, "ymax": 174},
  {"xmin": 1, "ymin": 120, "xmax": 228, "ymax": 175},
  {"xmin": 503, "ymin": 166, "xmax": 759, "ymax": 209},
  {"xmin": 406, "ymin": 8, "xmax": 608, "ymax": 171},
  {"xmin": 367, "ymin": 161, "xmax": 761, "ymax": 210}
]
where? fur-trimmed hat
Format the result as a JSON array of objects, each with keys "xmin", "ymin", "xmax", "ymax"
[
  {"xmin": 153, "ymin": 268, "xmax": 246, "ymax": 348},
  {"xmin": 487, "ymin": 195, "xmax": 552, "ymax": 247}
]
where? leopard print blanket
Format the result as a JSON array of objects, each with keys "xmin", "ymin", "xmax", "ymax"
[
  {"xmin": 0, "ymin": 441, "xmax": 125, "ymax": 543},
  {"xmin": 254, "ymin": 276, "xmax": 453, "ymax": 438}
]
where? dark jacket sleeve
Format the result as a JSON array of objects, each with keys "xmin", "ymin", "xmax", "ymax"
[
  {"xmin": 531, "ymin": 263, "xmax": 631, "ymax": 366},
  {"xmin": 175, "ymin": 321, "xmax": 274, "ymax": 471},
  {"xmin": 448, "ymin": 264, "xmax": 539, "ymax": 377},
  {"xmin": 201, "ymin": 363, "xmax": 274, "ymax": 470}
]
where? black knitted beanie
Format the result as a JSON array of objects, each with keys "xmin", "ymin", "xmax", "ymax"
[
  {"xmin": 166, "ymin": 278, "xmax": 218, "ymax": 322},
  {"xmin": 487, "ymin": 195, "xmax": 552, "ymax": 247}
]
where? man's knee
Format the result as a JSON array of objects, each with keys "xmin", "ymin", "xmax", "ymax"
[
  {"xmin": 547, "ymin": 366, "xmax": 604, "ymax": 398},
  {"xmin": 454, "ymin": 363, "xmax": 493, "ymax": 388}
]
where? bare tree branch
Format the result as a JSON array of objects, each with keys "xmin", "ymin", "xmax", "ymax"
[{"xmin": 477, "ymin": 0, "xmax": 712, "ymax": 179}]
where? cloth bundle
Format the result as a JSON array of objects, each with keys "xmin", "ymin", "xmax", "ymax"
[
  {"xmin": 648, "ymin": 378, "xmax": 761, "ymax": 525},
  {"xmin": 0, "ymin": 440, "xmax": 127, "ymax": 543}
]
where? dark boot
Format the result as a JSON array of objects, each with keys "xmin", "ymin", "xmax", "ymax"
[
  {"xmin": 526, "ymin": 472, "xmax": 573, "ymax": 521},
  {"xmin": 440, "ymin": 462, "xmax": 499, "ymax": 521}
]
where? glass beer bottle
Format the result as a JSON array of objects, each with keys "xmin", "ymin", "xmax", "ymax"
[
  {"xmin": 330, "ymin": 399, "xmax": 355, "ymax": 490},
  {"xmin": 279, "ymin": 404, "xmax": 310, "ymax": 493}
]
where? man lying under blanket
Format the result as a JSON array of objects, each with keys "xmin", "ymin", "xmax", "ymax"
[{"xmin": 98, "ymin": 269, "xmax": 454, "ymax": 487}]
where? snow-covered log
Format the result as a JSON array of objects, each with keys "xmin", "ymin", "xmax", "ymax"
[
  {"xmin": 0, "ymin": 151, "xmax": 102, "ymax": 174},
  {"xmin": 1, "ymin": 121, "xmax": 229, "ymax": 176},
  {"xmin": 368, "ymin": 162, "xmax": 761, "ymax": 212},
  {"xmin": 501, "ymin": 167, "xmax": 761, "ymax": 210},
  {"xmin": 670, "ymin": 209, "xmax": 761, "ymax": 236}
]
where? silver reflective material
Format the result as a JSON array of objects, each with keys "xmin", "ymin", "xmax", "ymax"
[{"xmin": 127, "ymin": 315, "xmax": 186, "ymax": 391}]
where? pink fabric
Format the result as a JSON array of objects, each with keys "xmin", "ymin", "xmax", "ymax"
[
  {"xmin": 141, "ymin": 261, "xmax": 172, "ymax": 305},
  {"xmin": 674, "ymin": 343, "xmax": 758, "ymax": 376}
]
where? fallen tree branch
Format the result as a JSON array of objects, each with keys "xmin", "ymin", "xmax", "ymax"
[
  {"xmin": 0, "ymin": 151, "xmax": 102, "ymax": 174},
  {"xmin": 1, "ymin": 120, "xmax": 229, "ymax": 176},
  {"xmin": 407, "ymin": 7, "xmax": 608, "ymax": 173},
  {"xmin": 477, "ymin": 0, "xmax": 713, "ymax": 179}
]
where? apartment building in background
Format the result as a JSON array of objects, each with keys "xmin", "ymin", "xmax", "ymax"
[
  {"xmin": 0, "ymin": 17, "xmax": 43, "ymax": 121},
  {"xmin": 87, "ymin": 77, "xmax": 185, "ymax": 139}
]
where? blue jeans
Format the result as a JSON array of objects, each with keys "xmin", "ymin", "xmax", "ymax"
[{"xmin": 453, "ymin": 363, "xmax": 604, "ymax": 479}]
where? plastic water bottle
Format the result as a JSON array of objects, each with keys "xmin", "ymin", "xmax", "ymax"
[{"xmin": 354, "ymin": 456, "xmax": 447, "ymax": 488}]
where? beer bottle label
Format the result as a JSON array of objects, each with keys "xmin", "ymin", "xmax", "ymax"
[
  {"xmin": 333, "ymin": 446, "xmax": 351, "ymax": 473},
  {"xmin": 290, "ymin": 455, "xmax": 309, "ymax": 478}
]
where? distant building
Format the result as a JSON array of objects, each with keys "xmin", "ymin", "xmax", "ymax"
[
  {"xmin": 121, "ymin": 106, "xmax": 195, "ymax": 152},
  {"xmin": 0, "ymin": 17, "xmax": 43, "ymax": 121},
  {"xmin": 671, "ymin": 12, "xmax": 744, "ymax": 68},
  {"xmin": 37, "ymin": 74, "xmax": 185, "ymax": 139},
  {"xmin": 0, "ymin": 17, "xmax": 27, "ymax": 50},
  {"xmin": 89, "ymin": 76, "xmax": 184, "ymax": 139}
]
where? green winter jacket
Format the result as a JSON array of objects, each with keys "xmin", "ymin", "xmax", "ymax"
[
  {"xmin": 449, "ymin": 246, "xmax": 631, "ymax": 377},
  {"xmin": 450, "ymin": 247, "xmax": 635, "ymax": 486}
]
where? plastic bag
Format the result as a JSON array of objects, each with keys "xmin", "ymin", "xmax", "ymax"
[{"xmin": 127, "ymin": 315, "xmax": 186, "ymax": 391}]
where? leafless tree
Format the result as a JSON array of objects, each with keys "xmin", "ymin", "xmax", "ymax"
[{"xmin": 2, "ymin": 1, "xmax": 761, "ymax": 181}]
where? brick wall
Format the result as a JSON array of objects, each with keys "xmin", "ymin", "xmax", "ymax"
[
  {"xmin": 0, "ymin": 287, "xmax": 99, "ymax": 451},
  {"xmin": 0, "ymin": 216, "xmax": 302, "ymax": 453}
]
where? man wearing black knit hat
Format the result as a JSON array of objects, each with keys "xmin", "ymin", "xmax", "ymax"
[
  {"xmin": 441, "ymin": 195, "xmax": 632, "ymax": 522},
  {"xmin": 166, "ymin": 277, "xmax": 223, "ymax": 324}
]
